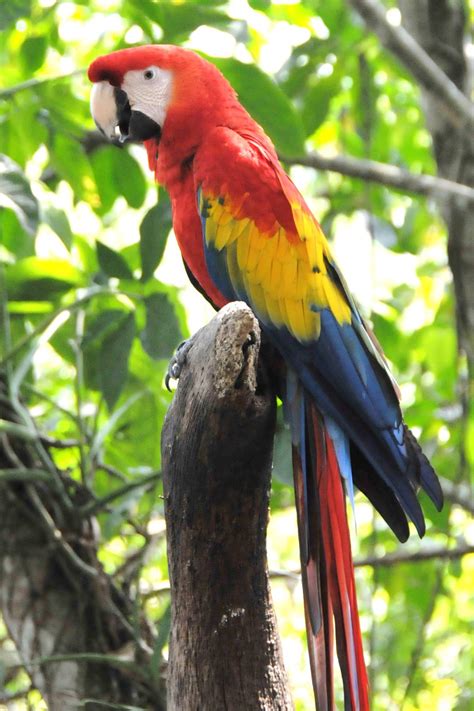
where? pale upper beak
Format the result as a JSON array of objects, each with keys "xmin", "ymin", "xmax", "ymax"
[
  {"xmin": 90, "ymin": 80, "xmax": 161, "ymax": 144},
  {"xmin": 90, "ymin": 81, "xmax": 122, "ymax": 140}
]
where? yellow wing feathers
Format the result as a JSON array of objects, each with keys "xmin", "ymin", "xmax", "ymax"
[{"xmin": 200, "ymin": 192, "xmax": 351, "ymax": 341}]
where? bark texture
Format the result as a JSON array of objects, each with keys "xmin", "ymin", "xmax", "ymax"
[
  {"xmin": 398, "ymin": 0, "xmax": 474, "ymax": 375},
  {"xmin": 162, "ymin": 302, "xmax": 293, "ymax": 711},
  {"xmin": 0, "ymin": 380, "xmax": 163, "ymax": 710}
]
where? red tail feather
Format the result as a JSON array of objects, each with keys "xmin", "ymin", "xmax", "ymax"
[{"xmin": 293, "ymin": 402, "xmax": 369, "ymax": 710}]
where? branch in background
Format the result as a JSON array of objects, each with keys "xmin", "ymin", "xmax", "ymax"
[
  {"xmin": 267, "ymin": 541, "xmax": 473, "ymax": 581},
  {"xmin": 348, "ymin": 0, "xmax": 474, "ymax": 136},
  {"xmin": 354, "ymin": 542, "xmax": 474, "ymax": 567},
  {"xmin": 282, "ymin": 152, "xmax": 474, "ymax": 204},
  {"xmin": 80, "ymin": 470, "xmax": 161, "ymax": 517},
  {"xmin": 143, "ymin": 541, "xmax": 473, "ymax": 600},
  {"xmin": 0, "ymin": 70, "xmax": 84, "ymax": 100}
]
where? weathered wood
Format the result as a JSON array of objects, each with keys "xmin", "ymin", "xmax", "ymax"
[{"xmin": 162, "ymin": 302, "xmax": 293, "ymax": 710}]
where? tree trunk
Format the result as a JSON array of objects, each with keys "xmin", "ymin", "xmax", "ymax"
[
  {"xmin": 399, "ymin": 0, "xmax": 474, "ymax": 374},
  {"xmin": 0, "ymin": 380, "xmax": 163, "ymax": 710},
  {"xmin": 162, "ymin": 302, "xmax": 293, "ymax": 711}
]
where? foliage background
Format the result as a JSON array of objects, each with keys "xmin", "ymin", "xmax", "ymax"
[{"xmin": 0, "ymin": 0, "xmax": 472, "ymax": 709}]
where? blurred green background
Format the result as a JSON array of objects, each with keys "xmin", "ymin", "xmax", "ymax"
[{"xmin": 0, "ymin": 1, "xmax": 472, "ymax": 709}]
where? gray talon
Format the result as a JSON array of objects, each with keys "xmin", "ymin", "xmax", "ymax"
[{"xmin": 166, "ymin": 338, "xmax": 194, "ymax": 390}]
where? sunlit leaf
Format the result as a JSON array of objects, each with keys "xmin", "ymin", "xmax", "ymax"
[
  {"xmin": 249, "ymin": 0, "xmax": 271, "ymax": 9},
  {"xmin": 140, "ymin": 193, "xmax": 172, "ymax": 282},
  {"xmin": 51, "ymin": 134, "xmax": 96, "ymax": 202},
  {"xmin": 0, "ymin": 208, "xmax": 35, "ymax": 258},
  {"xmin": 90, "ymin": 145, "xmax": 118, "ymax": 214},
  {"xmin": 128, "ymin": 0, "xmax": 228, "ymax": 41},
  {"xmin": 211, "ymin": 57, "xmax": 306, "ymax": 155},
  {"xmin": 42, "ymin": 203, "xmax": 73, "ymax": 249},
  {"xmin": 99, "ymin": 312, "xmax": 136, "ymax": 410},
  {"xmin": 302, "ymin": 73, "xmax": 340, "ymax": 136},
  {"xmin": 5, "ymin": 258, "xmax": 84, "ymax": 299},
  {"xmin": 20, "ymin": 35, "xmax": 47, "ymax": 73},
  {"xmin": 112, "ymin": 148, "xmax": 147, "ymax": 210},
  {"xmin": 140, "ymin": 292, "xmax": 182, "ymax": 360},
  {"xmin": 96, "ymin": 241, "xmax": 134, "ymax": 280}
]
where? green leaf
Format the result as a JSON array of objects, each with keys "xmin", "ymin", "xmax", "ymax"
[
  {"xmin": 5, "ymin": 258, "xmax": 84, "ymax": 300},
  {"xmin": 249, "ymin": 0, "xmax": 271, "ymax": 9},
  {"xmin": 121, "ymin": 241, "xmax": 141, "ymax": 272},
  {"xmin": 128, "ymin": 0, "xmax": 228, "ymax": 41},
  {"xmin": 0, "ymin": 0, "xmax": 32, "ymax": 30},
  {"xmin": 140, "ymin": 292, "xmax": 182, "ymax": 360},
  {"xmin": 0, "ymin": 99, "xmax": 48, "ymax": 169},
  {"xmin": 140, "ymin": 193, "xmax": 172, "ymax": 282},
  {"xmin": 112, "ymin": 149, "xmax": 147, "ymax": 209},
  {"xmin": 90, "ymin": 146, "xmax": 118, "ymax": 214},
  {"xmin": 74, "ymin": 235, "xmax": 99, "ymax": 274},
  {"xmin": 302, "ymin": 73, "xmax": 340, "ymax": 136},
  {"xmin": 419, "ymin": 327, "xmax": 456, "ymax": 381},
  {"xmin": 99, "ymin": 312, "xmax": 136, "ymax": 410},
  {"xmin": 51, "ymin": 134, "xmax": 96, "ymax": 202},
  {"xmin": 42, "ymin": 204, "xmax": 73, "ymax": 249},
  {"xmin": 0, "ymin": 154, "xmax": 39, "ymax": 236},
  {"xmin": 0, "ymin": 208, "xmax": 35, "ymax": 258},
  {"xmin": 211, "ymin": 57, "xmax": 306, "ymax": 155},
  {"xmin": 96, "ymin": 241, "xmax": 134, "ymax": 280},
  {"xmin": 82, "ymin": 309, "xmax": 130, "ymax": 349},
  {"xmin": 20, "ymin": 35, "xmax": 48, "ymax": 73}
]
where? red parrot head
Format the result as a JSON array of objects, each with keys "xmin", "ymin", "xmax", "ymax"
[{"xmin": 88, "ymin": 45, "xmax": 245, "ymax": 159}]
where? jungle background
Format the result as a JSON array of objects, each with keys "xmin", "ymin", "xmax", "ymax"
[{"xmin": 0, "ymin": 0, "xmax": 473, "ymax": 709}]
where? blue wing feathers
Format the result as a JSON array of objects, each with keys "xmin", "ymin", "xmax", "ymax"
[{"xmin": 198, "ymin": 186, "xmax": 441, "ymax": 540}]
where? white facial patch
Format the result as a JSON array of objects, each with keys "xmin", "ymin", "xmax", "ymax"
[
  {"xmin": 90, "ymin": 81, "xmax": 118, "ymax": 138},
  {"xmin": 122, "ymin": 66, "xmax": 173, "ymax": 129}
]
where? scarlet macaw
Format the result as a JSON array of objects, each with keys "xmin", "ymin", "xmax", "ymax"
[{"xmin": 88, "ymin": 46, "xmax": 443, "ymax": 710}]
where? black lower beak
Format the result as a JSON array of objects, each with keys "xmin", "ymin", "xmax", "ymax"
[
  {"xmin": 128, "ymin": 111, "xmax": 162, "ymax": 142},
  {"xmin": 114, "ymin": 87, "xmax": 162, "ymax": 143}
]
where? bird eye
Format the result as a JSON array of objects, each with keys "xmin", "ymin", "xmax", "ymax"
[{"xmin": 144, "ymin": 68, "xmax": 155, "ymax": 80}]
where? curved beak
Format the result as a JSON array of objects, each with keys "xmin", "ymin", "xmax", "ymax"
[{"xmin": 90, "ymin": 81, "xmax": 162, "ymax": 144}]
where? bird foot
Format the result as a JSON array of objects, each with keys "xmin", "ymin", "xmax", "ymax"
[{"xmin": 165, "ymin": 337, "xmax": 195, "ymax": 391}]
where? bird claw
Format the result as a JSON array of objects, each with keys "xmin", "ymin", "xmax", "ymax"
[{"xmin": 165, "ymin": 338, "xmax": 194, "ymax": 391}]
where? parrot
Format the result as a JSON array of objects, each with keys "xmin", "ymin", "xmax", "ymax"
[{"xmin": 88, "ymin": 45, "xmax": 443, "ymax": 710}]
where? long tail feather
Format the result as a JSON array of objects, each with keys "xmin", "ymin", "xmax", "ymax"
[{"xmin": 291, "ymin": 392, "xmax": 369, "ymax": 711}]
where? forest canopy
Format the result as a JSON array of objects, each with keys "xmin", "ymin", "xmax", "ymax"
[{"xmin": 0, "ymin": 1, "xmax": 473, "ymax": 709}]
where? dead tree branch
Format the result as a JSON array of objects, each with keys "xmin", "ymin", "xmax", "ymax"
[{"xmin": 162, "ymin": 302, "xmax": 293, "ymax": 711}]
